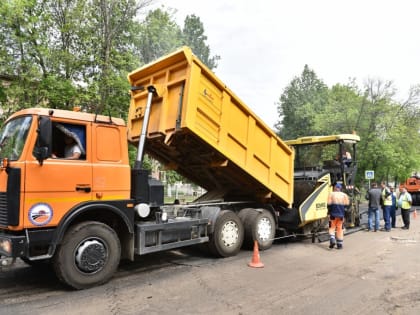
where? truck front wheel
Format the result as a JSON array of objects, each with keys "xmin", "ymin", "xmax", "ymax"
[
  {"xmin": 53, "ymin": 221, "xmax": 121, "ymax": 290},
  {"xmin": 209, "ymin": 210, "xmax": 244, "ymax": 257}
]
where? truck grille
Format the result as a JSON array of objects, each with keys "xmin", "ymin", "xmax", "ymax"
[{"xmin": 0, "ymin": 192, "xmax": 7, "ymax": 227}]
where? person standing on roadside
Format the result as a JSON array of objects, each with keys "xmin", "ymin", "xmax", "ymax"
[
  {"xmin": 365, "ymin": 182, "xmax": 382, "ymax": 232},
  {"xmin": 390, "ymin": 186, "xmax": 397, "ymax": 228},
  {"xmin": 380, "ymin": 181, "xmax": 392, "ymax": 232},
  {"xmin": 398, "ymin": 187, "xmax": 413, "ymax": 230},
  {"xmin": 328, "ymin": 183, "xmax": 350, "ymax": 249}
]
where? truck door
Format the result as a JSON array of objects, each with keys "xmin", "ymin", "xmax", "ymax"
[
  {"xmin": 24, "ymin": 122, "xmax": 92, "ymax": 228},
  {"xmin": 91, "ymin": 124, "xmax": 130, "ymax": 201}
]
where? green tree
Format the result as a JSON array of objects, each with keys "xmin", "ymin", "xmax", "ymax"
[
  {"xmin": 138, "ymin": 8, "xmax": 182, "ymax": 64},
  {"xmin": 86, "ymin": 0, "xmax": 152, "ymax": 114},
  {"xmin": 0, "ymin": 0, "xmax": 94, "ymax": 110},
  {"xmin": 0, "ymin": 0, "xmax": 153, "ymax": 114},
  {"xmin": 350, "ymin": 79, "xmax": 418, "ymax": 183},
  {"xmin": 275, "ymin": 65, "xmax": 329, "ymax": 139},
  {"xmin": 312, "ymin": 81, "xmax": 362, "ymax": 135},
  {"xmin": 0, "ymin": 0, "xmax": 48, "ymax": 109},
  {"xmin": 182, "ymin": 14, "xmax": 220, "ymax": 70}
]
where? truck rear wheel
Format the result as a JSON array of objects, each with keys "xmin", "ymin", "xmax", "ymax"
[
  {"xmin": 209, "ymin": 210, "xmax": 244, "ymax": 257},
  {"xmin": 53, "ymin": 221, "xmax": 121, "ymax": 290},
  {"xmin": 239, "ymin": 208, "xmax": 275, "ymax": 250}
]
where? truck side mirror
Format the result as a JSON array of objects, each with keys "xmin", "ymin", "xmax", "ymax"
[{"xmin": 33, "ymin": 116, "xmax": 52, "ymax": 165}]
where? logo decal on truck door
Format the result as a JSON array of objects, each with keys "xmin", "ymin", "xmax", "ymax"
[{"xmin": 28, "ymin": 203, "xmax": 53, "ymax": 226}]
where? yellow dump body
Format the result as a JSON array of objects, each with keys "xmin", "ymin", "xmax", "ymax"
[{"xmin": 127, "ymin": 47, "xmax": 294, "ymax": 207}]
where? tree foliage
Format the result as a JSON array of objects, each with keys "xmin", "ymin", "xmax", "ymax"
[
  {"xmin": 357, "ymin": 81, "xmax": 420, "ymax": 183},
  {"xmin": 275, "ymin": 65, "xmax": 329, "ymax": 139},
  {"xmin": 181, "ymin": 14, "xmax": 220, "ymax": 70},
  {"xmin": 0, "ymin": 0, "xmax": 155, "ymax": 120},
  {"xmin": 138, "ymin": 7, "xmax": 182, "ymax": 64},
  {"xmin": 137, "ymin": 9, "xmax": 220, "ymax": 69}
]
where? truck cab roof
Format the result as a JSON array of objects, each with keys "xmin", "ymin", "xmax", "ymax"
[{"xmin": 7, "ymin": 108, "xmax": 126, "ymax": 126}]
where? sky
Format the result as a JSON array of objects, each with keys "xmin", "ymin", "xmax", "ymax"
[{"xmin": 150, "ymin": 0, "xmax": 420, "ymax": 129}]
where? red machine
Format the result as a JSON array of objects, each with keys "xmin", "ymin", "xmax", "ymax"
[{"xmin": 402, "ymin": 175, "xmax": 420, "ymax": 205}]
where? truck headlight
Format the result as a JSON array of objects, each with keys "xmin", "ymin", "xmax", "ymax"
[
  {"xmin": 0, "ymin": 239, "xmax": 12, "ymax": 255},
  {"xmin": 1, "ymin": 157, "xmax": 9, "ymax": 170}
]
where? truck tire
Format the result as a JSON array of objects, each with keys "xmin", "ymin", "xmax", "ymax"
[
  {"xmin": 239, "ymin": 208, "xmax": 275, "ymax": 250},
  {"xmin": 209, "ymin": 210, "xmax": 244, "ymax": 258},
  {"xmin": 53, "ymin": 221, "xmax": 121, "ymax": 290}
]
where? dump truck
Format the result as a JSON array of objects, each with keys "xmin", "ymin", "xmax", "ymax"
[{"xmin": 1, "ymin": 47, "xmax": 343, "ymax": 289}]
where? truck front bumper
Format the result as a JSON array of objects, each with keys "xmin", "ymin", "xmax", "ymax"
[{"xmin": 0, "ymin": 233, "xmax": 26, "ymax": 266}]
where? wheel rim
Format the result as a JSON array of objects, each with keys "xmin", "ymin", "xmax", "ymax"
[
  {"xmin": 221, "ymin": 221, "xmax": 239, "ymax": 248},
  {"xmin": 75, "ymin": 238, "xmax": 108, "ymax": 274},
  {"xmin": 257, "ymin": 217, "xmax": 272, "ymax": 241}
]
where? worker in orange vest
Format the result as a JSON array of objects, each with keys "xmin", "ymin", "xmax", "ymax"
[{"xmin": 327, "ymin": 183, "xmax": 350, "ymax": 249}]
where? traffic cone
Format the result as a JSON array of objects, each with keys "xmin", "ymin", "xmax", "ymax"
[
  {"xmin": 413, "ymin": 209, "xmax": 418, "ymax": 220},
  {"xmin": 248, "ymin": 240, "xmax": 264, "ymax": 268}
]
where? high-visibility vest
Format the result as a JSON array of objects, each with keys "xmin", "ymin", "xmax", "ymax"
[
  {"xmin": 399, "ymin": 193, "xmax": 411, "ymax": 210},
  {"xmin": 382, "ymin": 188, "xmax": 392, "ymax": 206}
]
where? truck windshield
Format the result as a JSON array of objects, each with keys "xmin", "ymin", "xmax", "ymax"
[{"xmin": 0, "ymin": 116, "xmax": 32, "ymax": 160}]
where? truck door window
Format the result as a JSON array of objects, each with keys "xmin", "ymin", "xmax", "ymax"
[{"xmin": 52, "ymin": 123, "xmax": 86, "ymax": 160}]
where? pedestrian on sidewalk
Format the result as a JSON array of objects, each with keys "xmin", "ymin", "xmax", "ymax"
[
  {"xmin": 380, "ymin": 182, "xmax": 392, "ymax": 232},
  {"xmin": 365, "ymin": 182, "xmax": 381, "ymax": 232},
  {"xmin": 328, "ymin": 183, "xmax": 350, "ymax": 249},
  {"xmin": 398, "ymin": 187, "xmax": 413, "ymax": 229}
]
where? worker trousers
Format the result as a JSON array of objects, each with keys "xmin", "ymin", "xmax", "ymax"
[
  {"xmin": 382, "ymin": 205, "xmax": 391, "ymax": 231},
  {"xmin": 329, "ymin": 216, "xmax": 344, "ymax": 247},
  {"xmin": 401, "ymin": 208, "xmax": 411, "ymax": 229},
  {"xmin": 367, "ymin": 207, "xmax": 380, "ymax": 231}
]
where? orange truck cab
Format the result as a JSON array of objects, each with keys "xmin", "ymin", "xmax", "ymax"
[{"xmin": 0, "ymin": 110, "xmax": 133, "ymax": 263}]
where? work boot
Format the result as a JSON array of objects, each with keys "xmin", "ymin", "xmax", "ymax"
[
  {"xmin": 329, "ymin": 239, "xmax": 336, "ymax": 249},
  {"xmin": 336, "ymin": 243, "xmax": 343, "ymax": 250}
]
